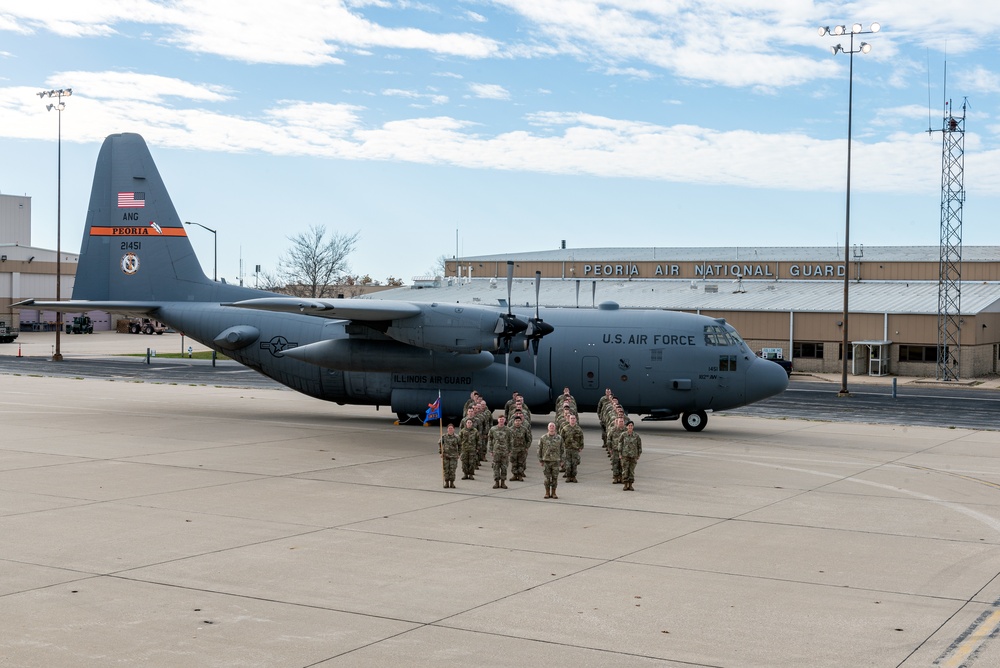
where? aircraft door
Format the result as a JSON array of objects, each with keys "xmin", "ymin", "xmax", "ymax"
[{"xmin": 582, "ymin": 356, "xmax": 599, "ymax": 390}]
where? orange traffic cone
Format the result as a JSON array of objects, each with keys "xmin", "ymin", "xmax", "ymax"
[{"xmin": 17, "ymin": 343, "xmax": 22, "ymax": 357}]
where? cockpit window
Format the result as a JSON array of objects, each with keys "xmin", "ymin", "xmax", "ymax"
[{"xmin": 704, "ymin": 325, "xmax": 737, "ymax": 347}]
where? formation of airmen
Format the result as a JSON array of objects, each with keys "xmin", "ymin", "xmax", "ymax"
[{"xmin": 438, "ymin": 386, "xmax": 641, "ymax": 497}]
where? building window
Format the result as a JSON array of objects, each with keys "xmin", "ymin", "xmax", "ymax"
[
  {"xmin": 837, "ymin": 344, "xmax": 854, "ymax": 361},
  {"xmin": 899, "ymin": 345, "xmax": 939, "ymax": 362},
  {"xmin": 793, "ymin": 342, "xmax": 824, "ymax": 359}
]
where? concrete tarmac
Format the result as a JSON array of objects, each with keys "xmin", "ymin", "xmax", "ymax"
[{"xmin": 2, "ymin": 366, "xmax": 1000, "ymax": 667}]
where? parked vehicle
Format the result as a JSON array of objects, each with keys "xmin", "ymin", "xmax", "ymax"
[
  {"xmin": 759, "ymin": 348, "xmax": 793, "ymax": 377},
  {"xmin": 127, "ymin": 318, "xmax": 166, "ymax": 335},
  {"xmin": 0, "ymin": 315, "xmax": 18, "ymax": 343},
  {"xmin": 66, "ymin": 315, "xmax": 95, "ymax": 334}
]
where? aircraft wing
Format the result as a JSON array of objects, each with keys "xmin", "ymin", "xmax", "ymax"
[
  {"xmin": 225, "ymin": 297, "xmax": 422, "ymax": 321},
  {"xmin": 14, "ymin": 299, "xmax": 161, "ymax": 316}
]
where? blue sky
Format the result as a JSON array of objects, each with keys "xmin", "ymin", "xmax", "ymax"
[{"xmin": 1, "ymin": 1, "xmax": 999, "ymax": 285}]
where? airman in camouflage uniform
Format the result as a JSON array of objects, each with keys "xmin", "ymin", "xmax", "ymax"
[
  {"xmin": 597, "ymin": 388, "xmax": 614, "ymax": 449},
  {"xmin": 538, "ymin": 422, "xmax": 564, "ymax": 499},
  {"xmin": 607, "ymin": 415, "xmax": 626, "ymax": 484},
  {"xmin": 508, "ymin": 415, "xmax": 531, "ymax": 481},
  {"xmin": 504, "ymin": 391, "xmax": 521, "ymax": 422},
  {"xmin": 555, "ymin": 387, "xmax": 577, "ymax": 415},
  {"xmin": 459, "ymin": 418, "xmax": 480, "ymax": 480},
  {"xmin": 438, "ymin": 423, "xmax": 460, "ymax": 488},
  {"xmin": 559, "ymin": 413, "xmax": 584, "ymax": 483},
  {"xmin": 619, "ymin": 421, "xmax": 642, "ymax": 491},
  {"xmin": 475, "ymin": 401, "xmax": 492, "ymax": 464},
  {"xmin": 488, "ymin": 415, "xmax": 511, "ymax": 489},
  {"xmin": 463, "ymin": 390, "xmax": 481, "ymax": 417}
]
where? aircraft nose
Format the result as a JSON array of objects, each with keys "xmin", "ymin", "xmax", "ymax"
[{"xmin": 745, "ymin": 357, "xmax": 789, "ymax": 404}]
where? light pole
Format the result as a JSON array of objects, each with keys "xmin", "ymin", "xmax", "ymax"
[
  {"xmin": 818, "ymin": 22, "xmax": 879, "ymax": 397},
  {"xmin": 184, "ymin": 221, "xmax": 217, "ymax": 281},
  {"xmin": 37, "ymin": 88, "xmax": 72, "ymax": 361}
]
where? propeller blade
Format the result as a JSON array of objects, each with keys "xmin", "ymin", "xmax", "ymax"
[
  {"xmin": 531, "ymin": 337, "xmax": 539, "ymax": 383},
  {"xmin": 506, "ymin": 261, "xmax": 514, "ymax": 317},
  {"xmin": 534, "ymin": 271, "xmax": 541, "ymax": 320}
]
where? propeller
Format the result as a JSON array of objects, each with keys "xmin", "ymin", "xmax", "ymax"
[
  {"xmin": 524, "ymin": 270, "xmax": 554, "ymax": 381},
  {"xmin": 494, "ymin": 261, "xmax": 526, "ymax": 384}
]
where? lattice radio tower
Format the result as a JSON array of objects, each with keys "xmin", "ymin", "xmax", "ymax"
[{"xmin": 933, "ymin": 97, "xmax": 966, "ymax": 381}]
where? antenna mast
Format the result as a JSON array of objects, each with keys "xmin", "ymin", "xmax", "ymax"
[{"xmin": 932, "ymin": 95, "xmax": 966, "ymax": 381}]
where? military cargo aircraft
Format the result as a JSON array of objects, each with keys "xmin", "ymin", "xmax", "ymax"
[{"xmin": 16, "ymin": 133, "xmax": 788, "ymax": 430}]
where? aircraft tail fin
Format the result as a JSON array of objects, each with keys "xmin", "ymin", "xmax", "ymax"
[{"xmin": 73, "ymin": 133, "xmax": 249, "ymax": 303}]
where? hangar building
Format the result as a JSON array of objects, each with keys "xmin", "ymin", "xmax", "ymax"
[{"xmin": 0, "ymin": 193, "xmax": 88, "ymax": 333}]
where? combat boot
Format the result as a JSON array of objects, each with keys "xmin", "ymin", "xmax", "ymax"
[
  {"xmin": 550, "ymin": 486, "xmax": 558, "ymax": 499},
  {"xmin": 544, "ymin": 485, "xmax": 551, "ymax": 499},
  {"xmin": 493, "ymin": 480, "xmax": 500, "ymax": 489},
  {"xmin": 500, "ymin": 480, "xmax": 507, "ymax": 489}
]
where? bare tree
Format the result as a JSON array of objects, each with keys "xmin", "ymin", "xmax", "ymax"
[
  {"xmin": 277, "ymin": 225, "xmax": 359, "ymax": 298},
  {"xmin": 428, "ymin": 254, "xmax": 448, "ymax": 279},
  {"xmin": 255, "ymin": 268, "xmax": 286, "ymax": 292}
]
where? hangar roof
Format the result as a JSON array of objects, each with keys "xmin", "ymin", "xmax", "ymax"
[
  {"xmin": 456, "ymin": 246, "xmax": 1000, "ymax": 263},
  {"xmin": 374, "ymin": 278, "xmax": 1000, "ymax": 316}
]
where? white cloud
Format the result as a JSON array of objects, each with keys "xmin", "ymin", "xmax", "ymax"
[
  {"xmin": 469, "ymin": 83, "xmax": 510, "ymax": 100},
  {"xmin": 0, "ymin": 1, "xmax": 501, "ymax": 65},
  {"xmin": 383, "ymin": 88, "xmax": 449, "ymax": 105},
  {"xmin": 955, "ymin": 65, "xmax": 1000, "ymax": 94},
  {"xmin": 2, "ymin": 75, "xmax": 977, "ymax": 195},
  {"xmin": 605, "ymin": 66, "xmax": 655, "ymax": 80},
  {"xmin": 56, "ymin": 71, "xmax": 233, "ymax": 104}
]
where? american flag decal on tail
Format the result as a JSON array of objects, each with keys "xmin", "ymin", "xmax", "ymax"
[{"xmin": 118, "ymin": 192, "xmax": 145, "ymax": 208}]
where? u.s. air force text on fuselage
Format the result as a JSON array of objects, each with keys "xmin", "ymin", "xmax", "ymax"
[
  {"xmin": 602, "ymin": 333, "xmax": 696, "ymax": 346},
  {"xmin": 582, "ymin": 263, "xmax": 847, "ymax": 278}
]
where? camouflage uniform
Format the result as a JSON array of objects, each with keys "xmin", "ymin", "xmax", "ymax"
[
  {"xmin": 619, "ymin": 425, "xmax": 642, "ymax": 491},
  {"xmin": 488, "ymin": 419, "xmax": 512, "ymax": 488},
  {"xmin": 508, "ymin": 419, "xmax": 531, "ymax": 481},
  {"xmin": 459, "ymin": 421, "xmax": 480, "ymax": 480},
  {"xmin": 555, "ymin": 389, "xmax": 577, "ymax": 416},
  {"xmin": 538, "ymin": 426, "xmax": 564, "ymax": 499},
  {"xmin": 475, "ymin": 407, "xmax": 491, "ymax": 463},
  {"xmin": 559, "ymin": 419, "xmax": 585, "ymax": 483},
  {"xmin": 503, "ymin": 393, "xmax": 521, "ymax": 423},
  {"xmin": 596, "ymin": 390, "xmax": 613, "ymax": 448},
  {"xmin": 439, "ymin": 427, "xmax": 460, "ymax": 488},
  {"xmin": 607, "ymin": 418, "xmax": 625, "ymax": 484}
]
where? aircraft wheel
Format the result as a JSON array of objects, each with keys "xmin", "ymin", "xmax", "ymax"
[{"xmin": 681, "ymin": 410, "xmax": 707, "ymax": 432}]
